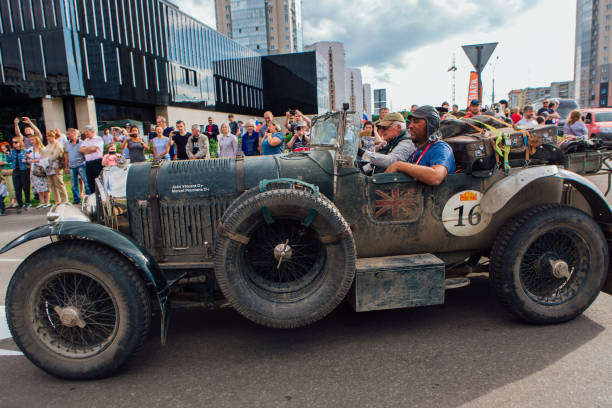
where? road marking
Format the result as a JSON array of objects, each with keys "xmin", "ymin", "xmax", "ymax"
[
  {"xmin": 0, "ymin": 259, "xmax": 23, "ymax": 262},
  {"xmin": 0, "ymin": 306, "xmax": 23, "ymax": 356}
]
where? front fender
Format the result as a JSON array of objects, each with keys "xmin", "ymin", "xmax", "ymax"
[{"xmin": 0, "ymin": 221, "xmax": 173, "ymax": 344}]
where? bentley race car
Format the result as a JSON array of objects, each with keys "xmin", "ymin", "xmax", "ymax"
[{"xmin": 2, "ymin": 108, "xmax": 612, "ymax": 379}]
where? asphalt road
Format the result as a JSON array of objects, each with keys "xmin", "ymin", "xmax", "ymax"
[{"xmin": 1, "ymin": 174, "xmax": 612, "ymax": 407}]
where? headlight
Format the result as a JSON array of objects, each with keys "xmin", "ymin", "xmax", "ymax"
[{"xmin": 82, "ymin": 194, "xmax": 98, "ymax": 219}]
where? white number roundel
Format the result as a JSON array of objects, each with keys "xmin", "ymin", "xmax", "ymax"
[{"xmin": 442, "ymin": 190, "xmax": 492, "ymax": 237}]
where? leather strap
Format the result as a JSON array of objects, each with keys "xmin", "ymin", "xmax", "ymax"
[
  {"xmin": 148, "ymin": 162, "xmax": 165, "ymax": 261},
  {"xmin": 236, "ymin": 154, "xmax": 245, "ymax": 195}
]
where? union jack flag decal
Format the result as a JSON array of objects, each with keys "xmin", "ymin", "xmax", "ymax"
[{"xmin": 375, "ymin": 189, "xmax": 417, "ymax": 218}]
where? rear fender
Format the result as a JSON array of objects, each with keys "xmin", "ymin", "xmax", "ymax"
[{"xmin": 0, "ymin": 221, "xmax": 173, "ymax": 344}]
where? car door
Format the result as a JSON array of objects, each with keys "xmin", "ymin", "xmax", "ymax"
[{"xmin": 365, "ymin": 172, "xmax": 425, "ymax": 224}]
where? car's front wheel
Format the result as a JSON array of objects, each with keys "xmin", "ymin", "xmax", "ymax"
[
  {"xmin": 6, "ymin": 241, "xmax": 151, "ymax": 379},
  {"xmin": 490, "ymin": 205, "xmax": 608, "ymax": 323}
]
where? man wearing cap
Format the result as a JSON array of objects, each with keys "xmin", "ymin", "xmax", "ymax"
[
  {"xmin": 464, "ymin": 100, "xmax": 481, "ymax": 118},
  {"xmin": 358, "ymin": 112, "xmax": 416, "ymax": 173},
  {"xmin": 385, "ymin": 106, "xmax": 456, "ymax": 186}
]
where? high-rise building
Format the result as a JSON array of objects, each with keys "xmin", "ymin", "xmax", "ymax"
[
  {"xmin": 373, "ymin": 89, "xmax": 387, "ymax": 114},
  {"xmin": 574, "ymin": 0, "xmax": 611, "ymax": 108},
  {"xmin": 363, "ymin": 83, "xmax": 372, "ymax": 118},
  {"xmin": 345, "ymin": 68, "xmax": 363, "ymax": 113},
  {"xmin": 0, "ymin": 0, "xmax": 326, "ymax": 135},
  {"xmin": 304, "ymin": 41, "xmax": 347, "ymax": 111},
  {"xmin": 215, "ymin": 0, "xmax": 303, "ymax": 56}
]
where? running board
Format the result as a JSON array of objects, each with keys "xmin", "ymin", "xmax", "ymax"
[{"xmin": 351, "ymin": 254, "xmax": 445, "ymax": 312}]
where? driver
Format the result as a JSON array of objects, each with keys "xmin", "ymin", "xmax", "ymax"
[
  {"xmin": 357, "ymin": 112, "xmax": 415, "ymax": 173},
  {"xmin": 385, "ymin": 105, "xmax": 456, "ymax": 186}
]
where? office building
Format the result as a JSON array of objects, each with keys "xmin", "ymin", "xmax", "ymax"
[
  {"xmin": 362, "ymin": 83, "xmax": 372, "ymax": 118},
  {"xmin": 0, "ymin": 0, "xmax": 325, "ymax": 136},
  {"xmin": 215, "ymin": 0, "xmax": 303, "ymax": 55},
  {"xmin": 304, "ymin": 41, "xmax": 347, "ymax": 111},
  {"xmin": 574, "ymin": 0, "xmax": 611, "ymax": 108},
  {"xmin": 373, "ymin": 88, "xmax": 387, "ymax": 114}
]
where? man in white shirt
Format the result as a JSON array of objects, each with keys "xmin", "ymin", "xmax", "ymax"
[
  {"xmin": 79, "ymin": 125, "xmax": 104, "ymax": 193},
  {"xmin": 517, "ymin": 105, "xmax": 538, "ymax": 128}
]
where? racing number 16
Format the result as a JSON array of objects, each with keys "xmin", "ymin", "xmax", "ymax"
[{"xmin": 453, "ymin": 204, "xmax": 482, "ymax": 227}]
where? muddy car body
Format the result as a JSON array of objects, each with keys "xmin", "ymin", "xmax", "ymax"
[{"xmin": 2, "ymin": 109, "xmax": 612, "ymax": 379}]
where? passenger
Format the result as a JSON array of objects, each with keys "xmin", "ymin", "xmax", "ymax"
[
  {"xmin": 357, "ymin": 112, "xmax": 416, "ymax": 173},
  {"xmin": 385, "ymin": 105, "xmax": 456, "ymax": 186}
]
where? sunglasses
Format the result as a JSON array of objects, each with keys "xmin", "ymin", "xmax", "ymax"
[
  {"xmin": 12, "ymin": 141, "xmax": 20, "ymax": 144},
  {"xmin": 377, "ymin": 125, "xmax": 391, "ymax": 130}
]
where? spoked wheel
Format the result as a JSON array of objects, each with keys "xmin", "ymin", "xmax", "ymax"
[
  {"xmin": 519, "ymin": 231, "xmax": 589, "ymax": 305},
  {"xmin": 491, "ymin": 205, "xmax": 608, "ymax": 324},
  {"xmin": 32, "ymin": 270, "xmax": 119, "ymax": 359},
  {"xmin": 244, "ymin": 219, "xmax": 326, "ymax": 296},
  {"xmin": 215, "ymin": 189, "xmax": 356, "ymax": 328},
  {"xmin": 6, "ymin": 242, "xmax": 151, "ymax": 379}
]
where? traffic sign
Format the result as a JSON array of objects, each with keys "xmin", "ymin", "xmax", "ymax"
[{"xmin": 462, "ymin": 43, "xmax": 498, "ymax": 72}]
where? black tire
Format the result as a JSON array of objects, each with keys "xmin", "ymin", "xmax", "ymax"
[
  {"xmin": 490, "ymin": 205, "xmax": 608, "ymax": 324},
  {"xmin": 215, "ymin": 189, "xmax": 356, "ymax": 328},
  {"xmin": 6, "ymin": 241, "xmax": 152, "ymax": 379},
  {"xmin": 221, "ymin": 181, "xmax": 319, "ymax": 225}
]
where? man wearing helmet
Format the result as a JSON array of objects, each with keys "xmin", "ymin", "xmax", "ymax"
[{"xmin": 385, "ymin": 105, "xmax": 456, "ymax": 186}]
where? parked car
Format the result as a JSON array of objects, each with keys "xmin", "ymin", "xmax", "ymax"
[
  {"xmin": 582, "ymin": 108, "xmax": 612, "ymax": 140},
  {"xmin": 2, "ymin": 108, "xmax": 612, "ymax": 380}
]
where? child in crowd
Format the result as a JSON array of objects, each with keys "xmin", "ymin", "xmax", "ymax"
[{"xmin": 102, "ymin": 145, "xmax": 120, "ymax": 167}]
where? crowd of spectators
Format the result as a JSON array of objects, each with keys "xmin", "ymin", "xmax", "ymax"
[{"xmin": 0, "ymin": 110, "xmax": 319, "ymax": 214}]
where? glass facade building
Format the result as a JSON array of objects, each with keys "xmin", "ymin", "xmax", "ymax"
[
  {"xmin": 0, "ymin": 0, "xmax": 323, "ymax": 136},
  {"xmin": 373, "ymin": 88, "xmax": 387, "ymax": 113}
]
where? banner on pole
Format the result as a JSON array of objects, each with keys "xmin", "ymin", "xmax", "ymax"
[{"xmin": 467, "ymin": 71, "xmax": 479, "ymax": 107}]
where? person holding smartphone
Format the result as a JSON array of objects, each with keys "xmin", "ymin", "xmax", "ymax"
[
  {"xmin": 121, "ymin": 126, "xmax": 149, "ymax": 163},
  {"xmin": 260, "ymin": 122, "xmax": 284, "ymax": 155}
]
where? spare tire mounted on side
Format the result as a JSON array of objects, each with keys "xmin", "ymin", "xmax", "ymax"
[{"xmin": 215, "ymin": 188, "xmax": 356, "ymax": 328}]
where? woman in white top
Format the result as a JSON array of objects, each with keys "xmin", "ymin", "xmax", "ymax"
[
  {"xmin": 27, "ymin": 135, "xmax": 50, "ymax": 208},
  {"xmin": 218, "ymin": 123, "xmax": 238, "ymax": 158}
]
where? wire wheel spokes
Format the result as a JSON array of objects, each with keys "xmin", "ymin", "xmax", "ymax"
[
  {"xmin": 519, "ymin": 230, "xmax": 590, "ymax": 305},
  {"xmin": 33, "ymin": 270, "xmax": 119, "ymax": 358},
  {"xmin": 245, "ymin": 219, "xmax": 325, "ymax": 293}
]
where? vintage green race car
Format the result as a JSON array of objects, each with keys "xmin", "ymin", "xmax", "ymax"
[{"xmin": 2, "ymin": 108, "xmax": 612, "ymax": 379}]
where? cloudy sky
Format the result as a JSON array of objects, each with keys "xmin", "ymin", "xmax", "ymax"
[{"xmin": 178, "ymin": 0, "xmax": 576, "ymax": 110}]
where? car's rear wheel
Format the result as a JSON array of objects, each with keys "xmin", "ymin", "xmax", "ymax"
[
  {"xmin": 215, "ymin": 189, "xmax": 356, "ymax": 328},
  {"xmin": 490, "ymin": 205, "xmax": 608, "ymax": 323},
  {"xmin": 6, "ymin": 241, "xmax": 151, "ymax": 379}
]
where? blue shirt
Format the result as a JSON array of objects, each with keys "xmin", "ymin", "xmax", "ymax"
[
  {"xmin": 65, "ymin": 140, "xmax": 86, "ymax": 168},
  {"xmin": 407, "ymin": 141, "xmax": 456, "ymax": 174},
  {"xmin": 9, "ymin": 149, "xmax": 28, "ymax": 171},
  {"xmin": 261, "ymin": 132, "xmax": 284, "ymax": 155},
  {"xmin": 241, "ymin": 131, "xmax": 260, "ymax": 156}
]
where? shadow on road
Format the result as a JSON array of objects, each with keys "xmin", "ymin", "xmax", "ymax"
[{"xmin": 0, "ymin": 277, "xmax": 605, "ymax": 408}]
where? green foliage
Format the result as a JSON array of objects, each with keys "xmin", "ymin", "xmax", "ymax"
[{"xmin": 209, "ymin": 138, "xmax": 218, "ymax": 158}]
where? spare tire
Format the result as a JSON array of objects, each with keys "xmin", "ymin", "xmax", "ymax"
[{"xmin": 214, "ymin": 188, "xmax": 356, "ymax": 328}]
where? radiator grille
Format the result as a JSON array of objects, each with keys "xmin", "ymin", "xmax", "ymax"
[{"xmin": 132, "ymin": 199, "xmax": 232, "ymax": 255}]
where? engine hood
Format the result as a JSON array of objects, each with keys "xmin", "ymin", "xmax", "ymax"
[{"xmin": 124, "ymin": 151, "xmax": 335, "ymax": 263}]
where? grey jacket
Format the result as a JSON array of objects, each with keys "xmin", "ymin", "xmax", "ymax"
[
  {"xmin": 187, "ymin": 135, "xmax": 210, "ymax": 159},
  {"xmin": 365, "ymin": 138, "xmax": 416, "ymax": 170}
]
